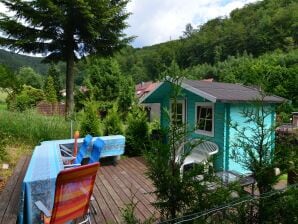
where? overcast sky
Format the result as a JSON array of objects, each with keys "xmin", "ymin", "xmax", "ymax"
[
  {"xmin": 126, "ymin": 0, "xmax": 259, "ymax": 48},
  {"xmin": 0, "ymin": 0, "xmax": 259, "ymax": 49}
]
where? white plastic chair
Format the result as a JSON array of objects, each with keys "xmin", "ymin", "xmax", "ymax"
[{"xmin": 176, "ymin": 140, "xmax": 219, "ymax": 175}]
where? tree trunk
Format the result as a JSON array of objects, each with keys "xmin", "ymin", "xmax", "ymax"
[{"xmin": 65, "ymin": 52, "xmax": 75, "ymax": 118}]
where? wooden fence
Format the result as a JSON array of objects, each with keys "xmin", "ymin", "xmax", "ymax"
[{"xmin": 36, "ymin": 101, "xmax": 65, "ymax": 116}]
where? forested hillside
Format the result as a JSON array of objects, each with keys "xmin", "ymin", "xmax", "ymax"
[
  {"xmin": 115, "ymin": 0, "xmax": 297, "ymax": 81},
  {"xmin": 0, "ymin": 49, "xmax": 49, "ymax": 74}
]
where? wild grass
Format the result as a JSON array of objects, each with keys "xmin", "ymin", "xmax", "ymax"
[
  {"xmin": 0, "ymin": 91, "xmax": 7, "ymax": 103},
  {"xmin": 0, "ymin": 103, "xmax": 6, "ymax": 111},
  {"xmin": 0, "ymin": 109, "xmax": 78, "ymax": 145},
  {"xmin": 0, "ymin": 143, "xmax": 32, "ymax": 191}
]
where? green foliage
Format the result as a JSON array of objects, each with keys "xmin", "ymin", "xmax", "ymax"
[
  {"xmin": 47, "ymin": 64, "xmax": 62, "ymax": 101},
  {"xmin": 275, "ymin": 133, "xmax": 298, "ymax": 184},
  {"xmin": 103, "ymin": 104, "xmax": 124, "ymax": 136},
  {"xmin": 7, "ymin": 85, "xmax": 45, "ymax": 111},
  {"xmin": 0, "ymin": 110, "xmax": 76, "ymax": 145},
  {"xmin": 79, "ymin": 101, "xmax": 102, "ymax": 137},
  {"xmin": 0, "ymin": 64, "xmax": 21, "ymax": 93},
  {"xmin": 125, "ymin": 105, "xmax": 150, "ymax": 156},
  {"xmin": 17, "ymin": 66, "xmax": 43, "ymax": 89},
  {"xmin": 84, "ymin": 57, "xmax": 122, "ymax": 102},
  {"xmin": 44, "ymin": 76, "xmax": 57, "ymax": 103},
  {"xmin": 118, "ymin": 75, "xmax": 135, "ymax": 115},
  {"xmin": 261, "ymin": 187, "xmax": 298, "ymax": 223}
]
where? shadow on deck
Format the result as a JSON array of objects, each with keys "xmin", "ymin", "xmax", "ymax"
[{"xmin": 0, "ymin": 156, "xmax": 158, "ymax": 224}]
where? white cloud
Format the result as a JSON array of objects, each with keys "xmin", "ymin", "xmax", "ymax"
[{"xmin": 125, "ymin": 0, "xmax": 259, "ymax": 47}]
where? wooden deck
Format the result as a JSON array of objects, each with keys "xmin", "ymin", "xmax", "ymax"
[
  {"xmin": 0, "ymin": 156, "xmax": 31, "ymax": 224},
  {"xmin": 0, "ymin": 156, "xmax": 158, "ymax": 224}
]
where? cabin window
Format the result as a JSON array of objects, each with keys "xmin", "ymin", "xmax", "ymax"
[
  {"xmin": 170, "ymin": 100, "xmax": 185, "ymax": 125},
  {"xmin": 195, "ymin": 103, "xmax": 214, "ymax": 137}
]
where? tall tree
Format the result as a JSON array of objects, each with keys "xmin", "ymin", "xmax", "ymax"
[{"xmin": 0, "ymin": 0, "xmax": 131, "ymax": 116}]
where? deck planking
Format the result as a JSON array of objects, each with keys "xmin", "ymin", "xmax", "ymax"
[
  {"xmin": 0, "ymin": 156, "xmax": 31, "ymax": 224},
  {"xmin": 0, "ymin": 156, "xmax": 158, "ymax": 224}
]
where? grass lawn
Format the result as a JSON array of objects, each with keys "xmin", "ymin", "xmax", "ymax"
[
  {"xmin": 0, "ymin": 103, "xmax": 7, "ymax": 111},
  {"xmin": 278, "ymin": 174, "xmax": 288, "ymax": 181},
  {"xmin": 0, "ymin": 91, "xmax": 7, "ymax": 111},
  {"xmin": 0, "ymin": 109, "xmax": 78, "ymax": 192}
]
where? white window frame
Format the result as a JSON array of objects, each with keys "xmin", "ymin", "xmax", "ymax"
[
  {"xmin": 195, "ymin": 102, "xmax": 214, "ymax": 137},
  {"xmin": 170, "ymin": 100, "xmax": 185, "ymax": 124}
]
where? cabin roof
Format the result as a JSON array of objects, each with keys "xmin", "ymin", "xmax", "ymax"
[{"xmin": 141, "ymin": 79, "xmax": 286, "ymax": 103}]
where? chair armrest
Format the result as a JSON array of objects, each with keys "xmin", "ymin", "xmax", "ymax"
[{"xmin": 35, "ymin": 201, "xmax": 51, "ymax": 217}]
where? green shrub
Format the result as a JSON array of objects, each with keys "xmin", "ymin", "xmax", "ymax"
[
  {"xmin": 79, "ymin": 101, "xmax": 103, "ymax": 136},
  {"xmin": 103, "ymin": 104, "xmax": 124, "ymax": 135},
  {"xmin": 0, "ymin": 109, "xmax": 76, "ymax": 145},
  {"xmin": 7, "ymin": 85, "xmax": 45, "ymax": 111},
  {"xmin": 125, "ymin": 105, "xmax": 150, "ymax": 156}
]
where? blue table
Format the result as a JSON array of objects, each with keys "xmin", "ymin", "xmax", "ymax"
[
  {"xmin": 18, "ymin": 141, "xmax": 64, "ymax": 224},
  {"xmin": 18, "ymin": 135, "xmax": 125, "ymax": 223}
]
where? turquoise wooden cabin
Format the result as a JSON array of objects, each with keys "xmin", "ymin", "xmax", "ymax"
[{"xmin": 141, "ymin": 79, "xmax": 285, "ymax": 174}]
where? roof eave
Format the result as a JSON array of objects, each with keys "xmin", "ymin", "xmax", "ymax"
[
  {"xmin": 181, "ymin": 82, "xmax": 217, "ymax": 102},
  {"xmin": 218, "ymin": 99, "xmax": 286, "ymax": 104}
]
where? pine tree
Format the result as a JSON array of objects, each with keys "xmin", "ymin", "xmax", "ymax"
[
  {"xmin": 0, "ymin": 0, "xmax": 131, "ymax": 116},
  {"xmin": 44, "ymin": 76, "xmax": 57, "ymax": 103},
  {"xmin": 47, "ymin": 64, "xmax": 62, "ymax": 101}
]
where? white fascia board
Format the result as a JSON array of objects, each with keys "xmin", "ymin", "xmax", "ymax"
[
  {"xmin": 139, "ymin": 82, "xmax": 164, "ymax": 103},
  {"xmin": 140, "ymin": 80, "xmax": 217, "ymax": 103},
  {"xmin": 181, "ymin": 82, "xmax": 216, "ymax": 102}
]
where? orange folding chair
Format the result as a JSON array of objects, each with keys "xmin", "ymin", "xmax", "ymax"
[{"xmin": 35, "ymin": 162, "xmax": 99, "ymax": 224}]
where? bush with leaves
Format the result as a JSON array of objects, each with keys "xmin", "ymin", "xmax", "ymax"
[
  {"xmin": 7, "ymin": 85, "xmax": 45, "ymax": 111},
  {"xmin": 17, "ymin": 66, "xmax": 43, "ymax": 89},
  {"xmin": 125, "ymin": 105, "xmax": 150, "ymax": 156},
  {"xmin": 103, "ymin": 104, "xmax": 124, "ymax": 135},
  {"xmin": 79, "ymin": 101, "xmax": 102, "ymax": 137}
]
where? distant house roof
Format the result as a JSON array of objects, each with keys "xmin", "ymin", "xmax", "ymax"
[
  {"xmin": 141, "ymin": 79, "xmax": 286, "ymax": 103},
  {"xmin": 136, "ymin": 81, "xmax": 159, "ymax": 98}
]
